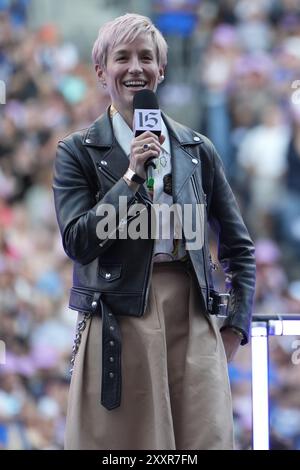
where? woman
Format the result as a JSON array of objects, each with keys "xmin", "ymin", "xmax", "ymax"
[{"xmin": 53, "ymin": 13, "xmax": 256, "ymax": 450}]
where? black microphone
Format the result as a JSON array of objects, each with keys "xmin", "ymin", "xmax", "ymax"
[{"xmin": 133, "ymin": 89, "xmax": 162, "ymax": 173}]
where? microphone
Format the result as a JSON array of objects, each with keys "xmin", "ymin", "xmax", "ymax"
[{"xmin": 133, "ymin": 89, "xmax": 162, "ymax": 176}]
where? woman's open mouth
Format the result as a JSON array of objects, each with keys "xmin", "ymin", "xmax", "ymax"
[{"xmin": 123, "ymin": 80, "xmax": 147, "ymax": 88}]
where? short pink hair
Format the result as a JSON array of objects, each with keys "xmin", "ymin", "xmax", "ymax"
[{"xmin": 92, "ymin": 13, "xmax": 168, "ymax": 69}]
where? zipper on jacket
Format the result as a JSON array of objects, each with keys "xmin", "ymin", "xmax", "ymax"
[
  {"xmin": 98, "ymin": 164, "xmax": 118, "ymax": 184},
  {"xmin": 138, "ymin": 195, "xmax": 155, "ymax": 314},
  {"xmin": 141, "ymin": 236, "xmax": 155, "ymax": 314},
  {"xmin": 98, "ymin": 162, "xmax": 154, "ymax": 311},
  {"xmin": 191, "ymin": 174, "xmax": 209, "ymax": 306}
]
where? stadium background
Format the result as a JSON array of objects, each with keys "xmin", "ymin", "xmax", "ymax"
[{"xmin": 1, "ymin": 0, "xmax": 300, "ymax": 449}]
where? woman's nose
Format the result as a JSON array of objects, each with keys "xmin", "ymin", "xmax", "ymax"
[{"xmin": 128, "ymin": 57, "xmax": 142, "ymax": 74}]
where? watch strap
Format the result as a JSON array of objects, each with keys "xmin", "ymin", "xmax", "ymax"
[{"xmin": 124, "ymin": 168, "xmax": 145, "ymax": 184}]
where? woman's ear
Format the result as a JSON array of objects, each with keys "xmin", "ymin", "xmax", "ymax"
[
  {"xmin": 95, "ymin": 65, "xmax": 107, "ymax": 88},
  {"xmin": 158, "ymin": 67, "xmax": 165, "ymax": 83}
]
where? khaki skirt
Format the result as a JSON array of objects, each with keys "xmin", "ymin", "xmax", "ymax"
[{"xmin": 64, "ymin": 261, "xmax": 234, "ymax": 450}]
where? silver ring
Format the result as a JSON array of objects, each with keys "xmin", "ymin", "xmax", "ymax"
[{"xmin": 143, "ymin": 143, "xmax": 150, "ymax": 152}]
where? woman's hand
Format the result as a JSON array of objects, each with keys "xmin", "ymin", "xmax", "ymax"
[
  {"xmin": 129, "ymin": 131, "xmax": 165, "ymax": 180},
  {"xmin": 220, "ymin": 328, "xmax": 242, "ymax": 363}
]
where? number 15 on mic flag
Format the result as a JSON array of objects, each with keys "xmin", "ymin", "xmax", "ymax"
[{"xmin": 134, "ymin": 109, "xmax": 162, "ymax": 136}]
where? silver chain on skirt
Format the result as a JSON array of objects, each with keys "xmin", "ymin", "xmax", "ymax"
[{"xmin": 70, "ymin": 312, "xmax": 91, "ymax": 375}]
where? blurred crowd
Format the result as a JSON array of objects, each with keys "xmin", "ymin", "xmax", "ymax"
[{"xmin": 0, "ymin": 0, "xmax": 300, "ymax": 450}]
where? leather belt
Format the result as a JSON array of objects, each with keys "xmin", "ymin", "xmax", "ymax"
[
  {"xmin": 88, "ymin": 258, "xmax": 191, "ymax": 410},
  {"xmin": 92, "ymin": 293, "xmax": 122, "ymax": 410}
]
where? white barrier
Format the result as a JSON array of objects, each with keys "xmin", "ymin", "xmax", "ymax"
[{"xmin": 251, "ymin": 316, "xmax": 300, "ymax": 450}]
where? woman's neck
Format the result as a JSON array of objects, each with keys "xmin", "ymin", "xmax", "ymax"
[{"xmin": 110, "ymin": 104, "xmax": 133, "ymax": 130}]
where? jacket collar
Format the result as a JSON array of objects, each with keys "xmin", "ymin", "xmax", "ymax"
[
  {"xmin": 82, "ymin": 108, "xmax": 204, "ymax": 200},
  {"xmin": 82, "ymin": 108, "xmax": 204, "ymax": 148}
]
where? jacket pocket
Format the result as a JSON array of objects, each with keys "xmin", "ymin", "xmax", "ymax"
[{"xmin": 98, "ymin": 264, "xmax": 122, "ymax": 282}]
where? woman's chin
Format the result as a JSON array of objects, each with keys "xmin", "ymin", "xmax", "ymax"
[{"xmin": 126, "ymin": 86, "xmax": 148, "ymax": 94}]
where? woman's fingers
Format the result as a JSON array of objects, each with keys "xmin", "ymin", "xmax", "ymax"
[
  {"xmin": 134, "ymin": 130, "xmax": 159, "ymax": 141},
  {"xmin": 128, "ymin": 132, "xmax": 165, "ymax": 178}
]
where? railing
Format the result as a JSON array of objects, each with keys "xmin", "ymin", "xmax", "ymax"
[{"xmin": 251, "ymin": 314, "xmax": 300, "ymax": 450}]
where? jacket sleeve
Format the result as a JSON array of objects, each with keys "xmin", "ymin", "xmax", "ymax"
[
  {"xmin": 52, "ymin": 140, "xmax": 138, "ymax": 265},
  {"xmin": 207, "ymin": 140, "xmax": 256, "ymax": 344}
]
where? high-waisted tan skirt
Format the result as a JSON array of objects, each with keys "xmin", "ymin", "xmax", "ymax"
[{"xmin": 64, "ymin": 261, "xmax": 234, "ymax": 450}]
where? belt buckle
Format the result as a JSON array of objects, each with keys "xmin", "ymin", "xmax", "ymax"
[
  {"xmin": 209, "ymin": 292, "xmax": 230, "ymax": 318},
  {"xmin": 216, "ymin": 293, "xmax": 230, "ymax": 318}
]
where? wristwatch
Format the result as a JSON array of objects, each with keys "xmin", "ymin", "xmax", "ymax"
[{"xmin": 123, "ymin": 168, "xmax": 145, "ymax": 184}]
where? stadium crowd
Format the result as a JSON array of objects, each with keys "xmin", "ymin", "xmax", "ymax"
[{"xmin": 1, "ymin": 0, "xmax": 300, "ymax": 449}]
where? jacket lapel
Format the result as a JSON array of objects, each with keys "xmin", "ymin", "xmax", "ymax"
[
  {"xmin": 82, "ymin": 111, "xmax": 128, "ymax": 179},
  {"xmin": 162, "ymin": 114, "xmax": 204, "ymax": 203}
]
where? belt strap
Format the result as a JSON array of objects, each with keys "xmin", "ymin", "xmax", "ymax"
[{"xmin": 98, "ymin": 296, "xmax": 122, "ymax": 410}]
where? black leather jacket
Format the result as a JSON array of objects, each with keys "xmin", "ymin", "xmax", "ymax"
[{"xmin": 53, "ymin": 109, "xmax": 256, "ymax": 409}]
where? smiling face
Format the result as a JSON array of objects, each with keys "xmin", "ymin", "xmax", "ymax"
[{"xmin": 96, "ymin": 34, "xmax": 164, "ymax": 125}]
